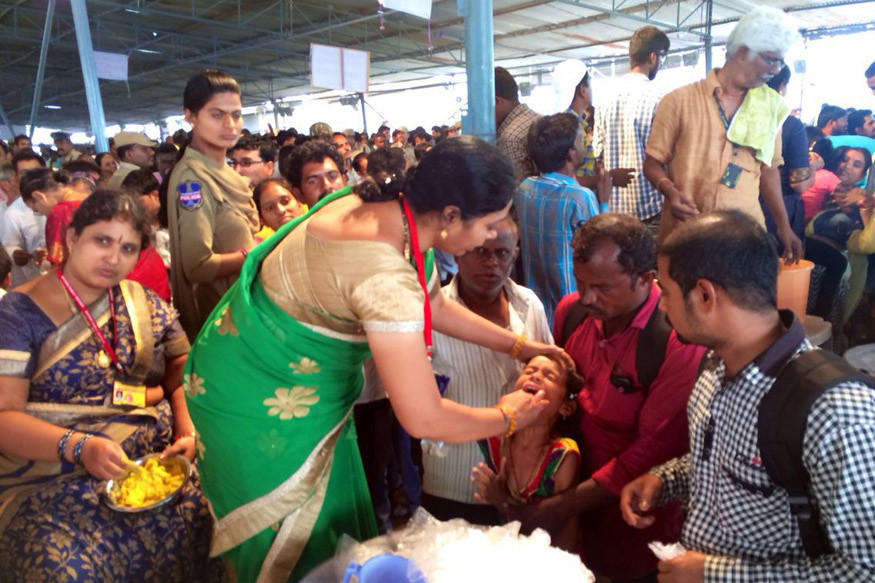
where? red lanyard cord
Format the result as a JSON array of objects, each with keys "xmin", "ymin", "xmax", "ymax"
[
  {"xmin": 56, "ymin": 269, "xmax": 122, "ymax": 375},
  {"xmin": 400, "ymin": 196, "xmax": 432, "ymax": 359}
]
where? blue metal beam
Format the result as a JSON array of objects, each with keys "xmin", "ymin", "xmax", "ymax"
[
  {"xmin": 460, "ymin": 0, "xmax": 496, "ymax": 143},
  {"xmin": 70, "ymin": 0, "xmax": 108, "ymax": 151},
  {"xmin": 28, "ymin": 0, "xmax": 56, "ymax": 139}
]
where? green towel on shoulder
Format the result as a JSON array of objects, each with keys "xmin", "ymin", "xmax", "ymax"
[{"xmin": 727, "ymin": 85, "xmax": 789, "ymax": 167}]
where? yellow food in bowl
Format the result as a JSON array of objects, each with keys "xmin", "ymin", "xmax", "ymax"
[{"xmin": 113, "ymin": 458, "xmax": 185, "ymax": 508}]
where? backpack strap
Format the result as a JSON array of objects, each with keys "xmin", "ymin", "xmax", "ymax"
[
  {"xmin": 758, "ymin": 349, "xmax": 875, "ymax": 559},
  {"xmin": 558, "ymin": 301, "xmax": 589, "ymax": 349},
  {"xmin": 635, "ymin": 307, "xmax": 673, "ymax": 393}
]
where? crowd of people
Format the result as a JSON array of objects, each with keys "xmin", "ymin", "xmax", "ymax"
[{"xmin": 0, "ymin": 5, "xmax": 874, "ymax": 583}]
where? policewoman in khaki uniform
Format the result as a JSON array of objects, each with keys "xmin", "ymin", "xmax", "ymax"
[{"xmin": 167, "ymin": 70, "xmax": 259, "ymax": 340}]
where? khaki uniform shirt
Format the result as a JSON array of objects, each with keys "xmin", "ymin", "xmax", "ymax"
[
  {"xmin": 646, "ymin": 69, "xmax": 783, "ymax": 241},
  {"xmin": 167, "ymin": 147, "xmax": 256, "ymax": 339},
  {"xmin": 106, "ymin": 161, "xmax": 140, "ymax": 190}
]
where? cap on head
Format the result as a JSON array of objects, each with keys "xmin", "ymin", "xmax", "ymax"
[
  {"xmin": 113, "ymin": 131, "xmax": 159, "ymax": 148},
  {"xmin": 551, "ymin": 59, "xmax": 588, "ymax": 113}
]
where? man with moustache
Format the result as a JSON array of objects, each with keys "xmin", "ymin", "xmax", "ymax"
[
  {"xmin": 643, "ymin": 6, "xmax": 803, "ymax": 263},
  {"xmin": 421, "ymin": 217, "xmax": 552, "ymax": 526}
]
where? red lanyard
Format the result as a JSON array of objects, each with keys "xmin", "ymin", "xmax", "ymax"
[
  {"xmin": 400, "ymin": 196, "xmax": 432, "ymax": 359},
  {"xmin": 56, "ymin": 269, "xmax": 123, "ymax": 374}
]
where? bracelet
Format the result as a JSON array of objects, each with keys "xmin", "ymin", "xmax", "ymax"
[
  {"xmin": 72, "ymin": 434, "xmax": 93, "ymax": 464},
  {"xmin": 508, "ymin": 334, "xmax": 527, "ymax": 360},
  {"xmin": 58, "ymin": 429, "xmax": 75, "ymax": 461},
  {"xmin": 498, "ymin": 405, "xmax": 517, "ymax": 438},
  {"xmin": 656, "ymin": 177, "xmax": 673, "ymax": 194},
  {"xmin": 173, "ymin": 431, "xmax": 197, "ymax": 443}
]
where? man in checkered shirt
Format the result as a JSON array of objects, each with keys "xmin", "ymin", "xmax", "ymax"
[
  {"xmin": 592, "ymin": 26, "xmax": 670, "ymax": 228},
  {"xmin": 620, "ymin": 210, "xmax": 875, "ymax": 582}
]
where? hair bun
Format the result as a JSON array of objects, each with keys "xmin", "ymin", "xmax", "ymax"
[{"xmin": 355, "ymin": 172, "xmax": 405, "ymax": 203}]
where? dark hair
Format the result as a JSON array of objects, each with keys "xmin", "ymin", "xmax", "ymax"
[
  {"xmin": 832, "ymin": 145, "xmax": 872, "ymax": 179},
  {"xmin": 378, "ymin": 125, "xmax": 390, "ymax": 134},
  {"xmin": 866, "ymin": 61, "xmax": 875, "ymax": 78},
  {"xmin": 659, "ymin": 210, "xmax": 777, "ymax": 312},
  {"xmin": 413, "ymin": 143, "xmax": 431, "ymax": 161},
  {"xmin": 282, "ymin": 141, "xmax": 343, "ymax": 190},
  {"xmin": 156, "ymin": 142, "xmax": 178, "ymax": 157},
  {"xmin": 817, "ymin": 104, "xmax": 847, "ymax": 129},
  {"xmin": 277, "ymin": 144, "xmax": 296, "ymax": 179},
  {"xmin": 810, "ymin": 137, "xmax": 835, "ymax": 167},
  {"xmin": 95, "ymin": 152, "xmax": 114, "ymax": 168},
  {"xmin": 531, "ymin": 353, "xmax": 584, "ymax": 441},
  {"xmin": 847, "ymin": 109, "xmax": 873, "ymax": 137},
  {"xmin": 628, "ymin": 26, "xmax": 670, "ymax": 67},
  {"xmin": 63, "ymin": 158, "xmax": 100, "ymax": 176},
  {"xmin": 116, "ymin": 144, "xmax": 136, "ymax": 162},
  {"xmin": 230, "ymin": 135, "xmax": 278, "ymax": 163},
  {"xmin": 172, "ymin": 129, "xmax": 190, "ymax": 147},
  {"xmin": 766, "ymin": 65, "xmax": 791, "ymax": 93},
  {"xmin": 70, "ymin": 189, "xmax": 150, "ymax": 250},
  {"xmin": 13, "ymin": 134, "xmax": 28, "ymax": 145},
  {"xmin": 352, "ymin": 151, "xmax": 368, "ymax": 173},
  {"xmin": 19, "ymin": 168, "xmax": 66, "ymax": 203},
  {"xmin": 11, "ymin": 148, "xmax": 46, "ymax": 173},
  {"xmin": 183, "ymin": 69, "xmax": 240, "ymax": 114},
  {"xmin": 121, "ymin": 168, "xmax": 159, "ymax": 195},
  {"xmin": 403, "ymin": 135, "xmax": 515, "ymax": 220},
  {"xmin": 253, "ymin": 177, "xmax": 293, "ymax": 213},
  {"xmin": 572, "ymin": 213, "xmax": 656, "ymax": 277},
  {"xmin": 527, "ymin": 113, "xmax": 579, "ymax": 175},
  {"xmin": 355, "ymin": 148, "xmax": 406, "ymax": 202},
  {"xmin": 0, "ymin": 246, "xmax": 10, "ymax": 285},
  {"xmin": 494, "ymin": 67, "xmax": 519, "ymax": 102}
]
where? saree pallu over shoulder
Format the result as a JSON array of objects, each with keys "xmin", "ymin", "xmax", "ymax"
[
  {"xmin": 187, "ymin": 188, "xmax": 440, "ymax": 582},
  {"xmin": 0, "ymin": 280, "xmax": 160, "ymax": 536}
]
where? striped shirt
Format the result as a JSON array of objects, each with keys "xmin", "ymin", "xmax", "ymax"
[
  {"xmin": 422, "ymin": 277, "xmax": 553, "ymax": 503},
  {"xmin": 567, "ymin": 108, "xmax": 597, "ymax": 178},
  {"xmin": 515, "ymin": 172, "xmax": 600, "ymax": 324},
  {"xmin": 593, "ymin": 73, "xmax": 663, "ymax": 220}
]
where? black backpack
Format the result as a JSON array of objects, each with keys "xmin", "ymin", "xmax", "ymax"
[
  {"xmin": 758, "ymin": 349, "xmax": 875, "ymax": 559},
  {"xmin": 557, "ymin": 301, "xmax": 673, "ymax": 394}
]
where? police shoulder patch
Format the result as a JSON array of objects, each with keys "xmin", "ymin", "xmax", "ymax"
[{"xmin": 177, "ymin": 181, "xmax": 204, "ymax": 210}]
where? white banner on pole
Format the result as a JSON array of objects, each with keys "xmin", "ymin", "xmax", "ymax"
[
  {"xmin": 310, "ymin": 44, "xmax": 370, "ymax": 93},
  {"xmin": 93, "ymin": 51, "xmax": 128, "ymax": 81},
  {"xmin": 382, "ymin": 0, "xmax": 432, "ymax": 20}
]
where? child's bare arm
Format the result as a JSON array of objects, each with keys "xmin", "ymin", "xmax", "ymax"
[{"xmin": 550, "ymin": 454, "xmax": 581, "ymax": 552}]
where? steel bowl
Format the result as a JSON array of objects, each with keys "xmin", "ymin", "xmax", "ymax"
[{"xmin": 104, "ymin": 453, "xmax": 192, "ymax": 513}]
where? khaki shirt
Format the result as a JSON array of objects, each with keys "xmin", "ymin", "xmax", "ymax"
[
  {"xmin": 646, "ymin": 69, "xmax": 783, "ymax": 241},
  {"xmin": 167, "ymin": 147, "xmax": 256, "ymax": 339},
  {"xmin": 106, "ymin": 161, "xmax": 140, "ymax": 190}
]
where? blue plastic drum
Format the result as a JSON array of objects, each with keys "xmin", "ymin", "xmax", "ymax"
[{"xmin": 342, "ymin": 554, "xmax": 426, "ymax": 583}]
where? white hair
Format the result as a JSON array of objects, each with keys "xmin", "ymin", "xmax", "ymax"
[{"xmin": 726, "ymin": 6, "xmax": 800, "ymax": 58}]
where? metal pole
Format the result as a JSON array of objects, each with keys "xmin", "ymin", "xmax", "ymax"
[
  {"xmin": 704, "ymin": 0, "xmax": 713, "ymax": 72},
  {"xmin": 461, "ymin": 0, "xmax": 496, "ymax": 142},
  {"xmin": 359, "ymin": 92, "xmax": 368, "ymax": 134},
  {"xmin": 0, "ymin": 104, "xmax": 16, "ymax": 141},
  {"xmin": 28, "ymin": 0, "xmax": 56, "ymax": 139},
  {"xmin": 70, "ymin": 0, "xmax": 108, "ymax": 152}
]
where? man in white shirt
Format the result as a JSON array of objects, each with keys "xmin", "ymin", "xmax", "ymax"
[
  {"xmin": 593, "ymin": 26, "xmax": 670, "ymax": 228},
  {"xmin": 2, "ymin": 150, "xmax": 47, "ymax": 288},
  {"xmin": 422, "ymin": 217, "xmax": 552, "ymax": 524}
]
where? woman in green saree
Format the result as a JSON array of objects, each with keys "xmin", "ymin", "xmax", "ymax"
[{"xmin": 185, "ymin": 133, "xmax": 561, "ymax": 582}]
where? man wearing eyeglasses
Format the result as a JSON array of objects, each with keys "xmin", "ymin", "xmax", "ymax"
[
  {"xmin": 643, "ymin": 7, "xmax": 803, "ymax": 265},
  {"xmin": 228, "ymin": 136, "xmax": 277, "ymax": 189}
]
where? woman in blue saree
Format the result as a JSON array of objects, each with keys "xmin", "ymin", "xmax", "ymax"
[{"xmin": 0, "ymin": 190, "xmax": 216, "ymax": 581}]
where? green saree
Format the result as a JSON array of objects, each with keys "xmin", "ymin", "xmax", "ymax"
[{"xmin": 185, "ymin": 188, "xmax": 432, "ymax": 582}]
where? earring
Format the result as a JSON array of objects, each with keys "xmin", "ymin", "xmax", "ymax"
[{"xmin": 440, "ymin": 229, "xmax": 448, "ymax": 240}]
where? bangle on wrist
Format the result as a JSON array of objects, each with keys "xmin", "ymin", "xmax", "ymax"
[
  {"xmin": 497, "ymin": 405, "xmax": 517, "ymax": 438},
  {"xmin": 73, "ymin": 434, "xmax": 93, "ymax": 464},
  {"xmin": 173, "ymin": 431, "xmax": 197, "ymax": 443},
  {"xmin": 58, "ymin": 429, "xmax": 75, "ymax": 461},
  {"xmin": 509, "ymin": 334, "xmax": 527, "ymax": 360}
]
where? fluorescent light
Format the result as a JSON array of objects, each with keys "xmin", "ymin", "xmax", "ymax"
[
  {"xmin": 125, "ymin": 8, "xmax": 140, "ymax": 13},
  {"xmin": 44, "ymin": 104, "xmax": 61, "ymax": 109},
  {"xmin": 135, "ymin": 48, "xmax": 161, "ymax": 54}
]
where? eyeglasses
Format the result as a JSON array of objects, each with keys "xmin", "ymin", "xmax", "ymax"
[
  {"xmin": 656, "ymin": 51, "xmax": 668, "ymax": 59},
  {"xmin": 758, "ymin": 53, "xmax": 785, "ymax": 69},
  {"xmin": 228, "ymin": 158, "xmax": 264, "ymax": 169}
]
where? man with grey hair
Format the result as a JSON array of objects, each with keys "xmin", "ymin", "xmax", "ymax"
[{"xmin": 643, "ymin": 6, "xmax": 803, "ymax": 263}]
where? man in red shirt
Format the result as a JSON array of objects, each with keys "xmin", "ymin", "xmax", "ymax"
[{"xmin": 507, "ymin": 213, "xmax": 704, "ymax": 582}]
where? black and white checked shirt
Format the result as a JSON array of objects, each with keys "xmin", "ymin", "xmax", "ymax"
[
  {"xmin": 496, "ymin": 103, "xmax": 541, "ymax": 182},
  {"xmin": 652, "ymin": 311, "xmax": 875, "ymax": 582}
]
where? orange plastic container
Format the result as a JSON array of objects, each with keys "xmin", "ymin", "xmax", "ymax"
[{"xmin": 776, "ymin": 259, "xmax": 814, "ymax": 323}]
